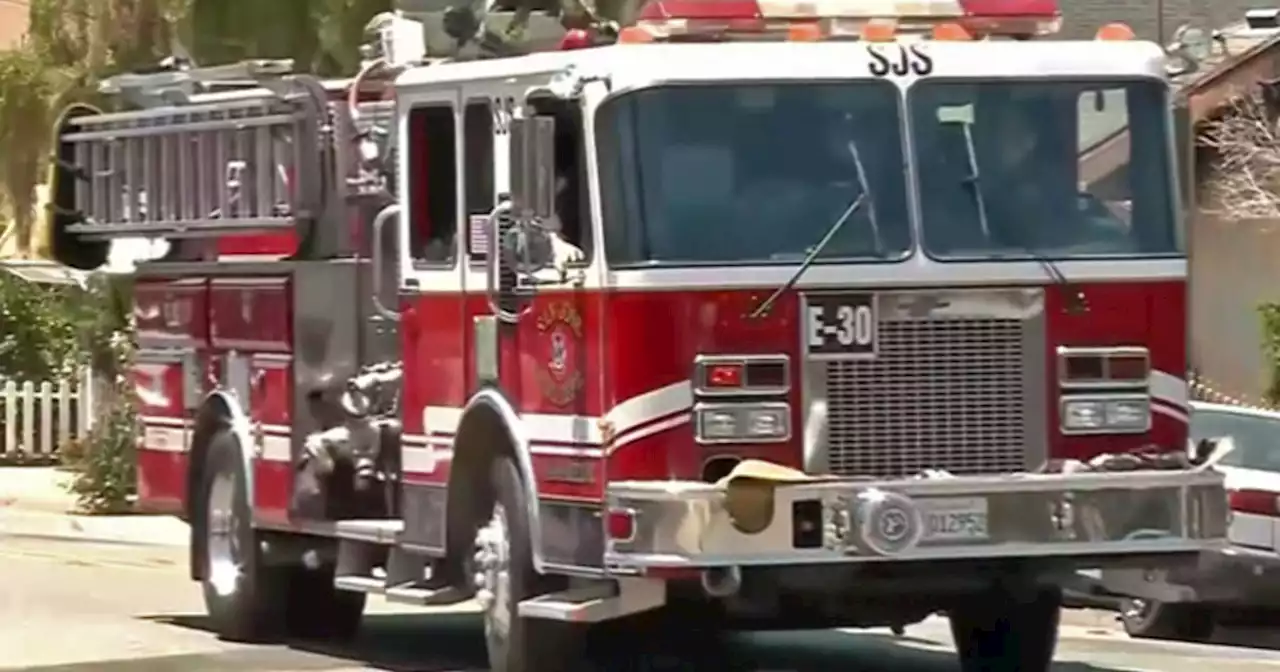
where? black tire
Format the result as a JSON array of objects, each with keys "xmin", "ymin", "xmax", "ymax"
[
  {"xmin": 1119, "ymin": 598, "xmax": 1214, "ymax": 642},
  {"xmin": 198, "ymin": 431, "xmax": 288, "ymax": 642},
  {"xmin": 198, "ymin": 431, "xmax": 366, "ymax": 643},
  {"xmin": 483, "ymin": 456, "xmax": 587, "ymax": 672},
  {"xmin": 949, "ymin": 586, "xmax": 1061, "ymax": 672}
]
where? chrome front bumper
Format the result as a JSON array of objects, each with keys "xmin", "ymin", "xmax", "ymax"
[{"xmin": 605, "ymin": 466, "xmax": 1227, "ymax": 569}]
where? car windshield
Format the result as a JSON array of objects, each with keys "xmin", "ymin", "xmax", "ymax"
[
  {"xmin": 909, "ymin": 79, "xmax": 1180, "ymax": 260},
  {"xmin": 596, "ymin": 82, "xmax": 912, "ymax": 267},
  {"xmin": 1191, "ymin": 409, "xmax": 1280, "ymax": 471}
]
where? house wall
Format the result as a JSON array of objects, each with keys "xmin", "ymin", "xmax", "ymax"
[
  {"xmin": 0, "ymin": 0, "xmax": 29, "ymax": 49},
  {"xmin": 1189, "ymin": 214, "xmax": 1280, "ymax": 400},
  {"xmin": 1059, "ymin": 0, "xmax": 1276, "ymax": 42}
]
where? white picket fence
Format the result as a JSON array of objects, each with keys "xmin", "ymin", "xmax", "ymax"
[{"xmin": 0, "ymin": 368, "xmax": 95, "ymax": 463}]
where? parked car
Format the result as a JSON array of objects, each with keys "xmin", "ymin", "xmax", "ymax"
[{"xmin": 1119, "ymin": 401, "xmax": 1280, "ymax": 641}]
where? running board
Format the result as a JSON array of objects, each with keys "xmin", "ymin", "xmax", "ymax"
[
  {"xmin": 334, "ymin": 575, "xmax": 387, "ymax": 594},
  {"xmin": 385, "ymin": 584, "xmax": 475, "ymax": 606},
  {"xmin": 333, "ymin": 519, "xmax": 403, "ymax": 543},
  {"xmin": 517, "ymin": 578, "xmax": 666, "ymax": 623}
]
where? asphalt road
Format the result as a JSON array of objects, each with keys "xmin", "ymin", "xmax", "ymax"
[{"xmin": 3, "ymin": 532, "xmax": 1280, "ymax": 672}]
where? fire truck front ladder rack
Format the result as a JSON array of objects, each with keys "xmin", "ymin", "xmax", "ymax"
[{"xmin": 58, "ymin": 60, "xmax": 328, "ymax": 241}]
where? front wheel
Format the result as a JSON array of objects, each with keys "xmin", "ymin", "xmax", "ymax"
[
  {"xmin": 1119, "ymin": 598, "xmax": 1214, "ymax": 642},
  {"xmin": 475, "ymin": 456, "xmax": 587, "ymax": 672},
  {"xmin": 949, "ymin": 586, "xmax": 1061, "ymax": 672}
]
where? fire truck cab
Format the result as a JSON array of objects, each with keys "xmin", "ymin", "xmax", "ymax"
[{"xmin": 47, "ymin": 1, "xmax": 1227, "ymax": 670}]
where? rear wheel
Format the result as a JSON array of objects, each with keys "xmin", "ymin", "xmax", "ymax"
[
  {"xmin": 949, "ymin": 586, "xmax": 1061, "ymax": 672},
  {"xmin": 199, "ymin": 431, "xmax": 287, "ymax": 642},
  {"xmin": 1119, "ymin": 598, "xmax": 1214, "ymax": 642},
  {"xmin": 198, "ymin": 431, "xmax": 364, "ymax": 642}
]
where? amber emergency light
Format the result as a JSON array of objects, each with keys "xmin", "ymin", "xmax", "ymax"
[{"xmin": 612, "ymin": 0, "xmax": 1063, "ymax": 43}]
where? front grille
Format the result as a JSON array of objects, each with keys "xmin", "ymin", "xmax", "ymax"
[{"xmin": 822, "ymin": 313, "xmax": 1030, "ymax": 477}]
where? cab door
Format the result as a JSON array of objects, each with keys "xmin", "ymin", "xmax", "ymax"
[{"xmin": 494, "ymin": 99, "xmax": 601, "ymax": 500}]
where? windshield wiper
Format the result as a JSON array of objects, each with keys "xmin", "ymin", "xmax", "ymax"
[
  {"xmin": 957, "ymin": 125, "xmax": 1087, "ymax": 315},
  {"xmin": 848, "ymin": 141, "xmax": 883, "ymax": 255},
  {"xmin": 748, "ymin": 141, "xmax": 880, "ymax": 320}
]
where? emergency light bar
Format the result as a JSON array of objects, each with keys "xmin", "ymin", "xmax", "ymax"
[{"xmin": 619, "ymin": 0, "xmax": 1062, "ymax": 42}]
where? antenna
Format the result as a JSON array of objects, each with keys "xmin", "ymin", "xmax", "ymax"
[
  {"xmin": 1173, "ymin": 24, "xmax": 1213, "ymax": 61},
  {"xmin": 1166, "ymin": 24, "xmax": 1211, "ymax": 77}
]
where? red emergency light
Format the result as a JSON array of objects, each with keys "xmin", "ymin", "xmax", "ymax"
[{"xmin": 620, "ymin": 0, "xmax": 1062, "ymax": 43}]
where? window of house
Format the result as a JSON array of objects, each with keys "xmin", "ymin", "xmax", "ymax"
[{"xmin": 407, "ymin": 105, "xmax": 457, "ymax": 266}]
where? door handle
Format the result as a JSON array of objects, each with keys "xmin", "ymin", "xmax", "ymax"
[{"xmin": 370, "ymin": 203, "xmax": 402, "ymax": 322}]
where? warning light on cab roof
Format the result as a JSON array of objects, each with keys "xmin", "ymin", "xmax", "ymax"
[{"xmin": 618, "ymin": 0, "xmax": 1063, "ymax": 43}]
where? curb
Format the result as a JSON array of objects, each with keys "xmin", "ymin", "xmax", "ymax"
[{"xmin": 0, "ymin": 507, "xmax": 188, "ymax": 547}]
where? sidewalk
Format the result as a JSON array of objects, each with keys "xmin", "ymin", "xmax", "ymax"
[{"xmin": 0, "ymin": 466, "xmax": 187, "ymax": 547}]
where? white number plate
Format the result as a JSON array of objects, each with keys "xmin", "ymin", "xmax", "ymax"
[{"xmin": 920, "ymin": 497, "xmax": 989, "ymax": 542}]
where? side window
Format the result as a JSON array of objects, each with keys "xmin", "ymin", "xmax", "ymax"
[
  {"xmin": 407, "ymin": 105, "xmax": 458, "ymax": 266},
  {"xmin": 529, "ymin": 97, "xmax": 592, "ymax": 258},
  {"xmin": 1077, "ymin": 88, "xmax": 1132, "ymax": 225},
  {"xmin": 464, "ymin": 100, "xmax": 495, "ymax": 261}
]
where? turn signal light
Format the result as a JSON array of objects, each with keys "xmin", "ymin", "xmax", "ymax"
[
  {"xmin": 694, "ymin": 355, "xmax": 790, "ymax": 395},
  {"xmin": 706, "ymin": 363, "xmax": 744, "ymax": 388},
  {"xmin": 1058, "ymin": 347, "xmax": 1149, "ymax": 388}
]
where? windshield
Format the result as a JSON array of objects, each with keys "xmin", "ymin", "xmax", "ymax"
[
  {"xmin": 596, "ymin": 82, "xmax": 912, "ymax": 267},
  {"xmin": 1191, "ymin": 409, "xmax": 1280, "ymax": 472},
  {"xmin": 909, "ymin": 79, "xmax": 1180, "ymax": 260}
]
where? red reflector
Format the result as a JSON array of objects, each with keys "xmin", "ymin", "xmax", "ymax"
[
  {"xmin": 607, "ymin": 509, "xmax": 636, "ymax": 541},
  {"xmin": 1229, "ymin": 489, "xmax": 1280, "ymax": 517},
  {"xmin": 559, "ymin": 29, "xmax": 595, "ymax": 50},
  {"xmin": 638, "ymin": 0, "xmax": 762, "ymax": 20},
  {"xmin": 706, "ymin": 363, "xmax": 744, "ymax": 388}
]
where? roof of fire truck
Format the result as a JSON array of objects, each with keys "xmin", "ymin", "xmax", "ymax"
[{"xmin": 395, "ymin": 0, "xmax": 1169, "ymax": 90}]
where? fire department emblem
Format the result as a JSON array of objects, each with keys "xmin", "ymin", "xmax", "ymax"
[{"xmin": 535, "ymin": 301, "xmax": 584, "ymax": 407}]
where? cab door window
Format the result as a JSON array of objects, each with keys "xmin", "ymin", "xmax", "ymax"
[
  {"xmin": 464, "ymin": 99, "xmax": 496, "ymax": 261},
  {"xmin": 406, "ymin": 104, "xmax": 457, "ymax": 266}
]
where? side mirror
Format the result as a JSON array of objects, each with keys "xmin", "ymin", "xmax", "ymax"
[
  {"xmin": 500, "ymin": 222, "xmax": 555, "ymax": 275},
  {"xmin": 509, "ymin": 115, "xmax": 557, "ymax": 221}
]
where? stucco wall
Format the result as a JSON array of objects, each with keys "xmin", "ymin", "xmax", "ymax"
[
  {"xmin": 0, "ymin": 0, "xmax": 30, "ymax": 49},
  {"xmin": 1188, "ymin": 214, "xmax": 1280, "ymax": 399},
  {"xmin": 1059, "ymin": 0, "xmax": 1277, "ymax": 42}
]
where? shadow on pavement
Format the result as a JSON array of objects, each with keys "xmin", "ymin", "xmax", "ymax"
[
  {"xmin": 149, "ymin": 612, "xmax": 488, "ymax": 671},
  {"xmin": 145, "ymin": 612, "xmax": 1138, "ymax": 672}
]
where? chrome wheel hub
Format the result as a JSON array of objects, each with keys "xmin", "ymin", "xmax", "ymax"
[
  {"xmin": 1122, "ymin": 598, "xmax": 1149, "ymax": 621},
  {"xmin": 206, "ymin": 471, "xmax": 242, "ymax": 597},
  {"xmin": 474, "ymin": 503, "xmax": 513, "ymax": 641}
]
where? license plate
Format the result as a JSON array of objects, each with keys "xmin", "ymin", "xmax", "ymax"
[{"xmin": 920, "ymin": 497, "xmax": 989, "ymax": 542}]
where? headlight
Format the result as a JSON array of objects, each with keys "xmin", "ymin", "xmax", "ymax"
[
  {"xmin": 1061, "ymin": 396, "xmax": 1150, "ymax": 434},
  {"xmin": 696, "ymin": 404, "xmax": 790, "ymax": 443}
]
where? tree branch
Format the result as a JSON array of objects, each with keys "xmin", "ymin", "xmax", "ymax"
[{"xmin": 1200, "ymin": 95, "xmax": 1280, "ymax": 220}]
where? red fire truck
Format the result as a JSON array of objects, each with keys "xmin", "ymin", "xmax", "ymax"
[{"xmin": 46, "ymin": 0, "xmax": 1226, "ymax": 669}]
